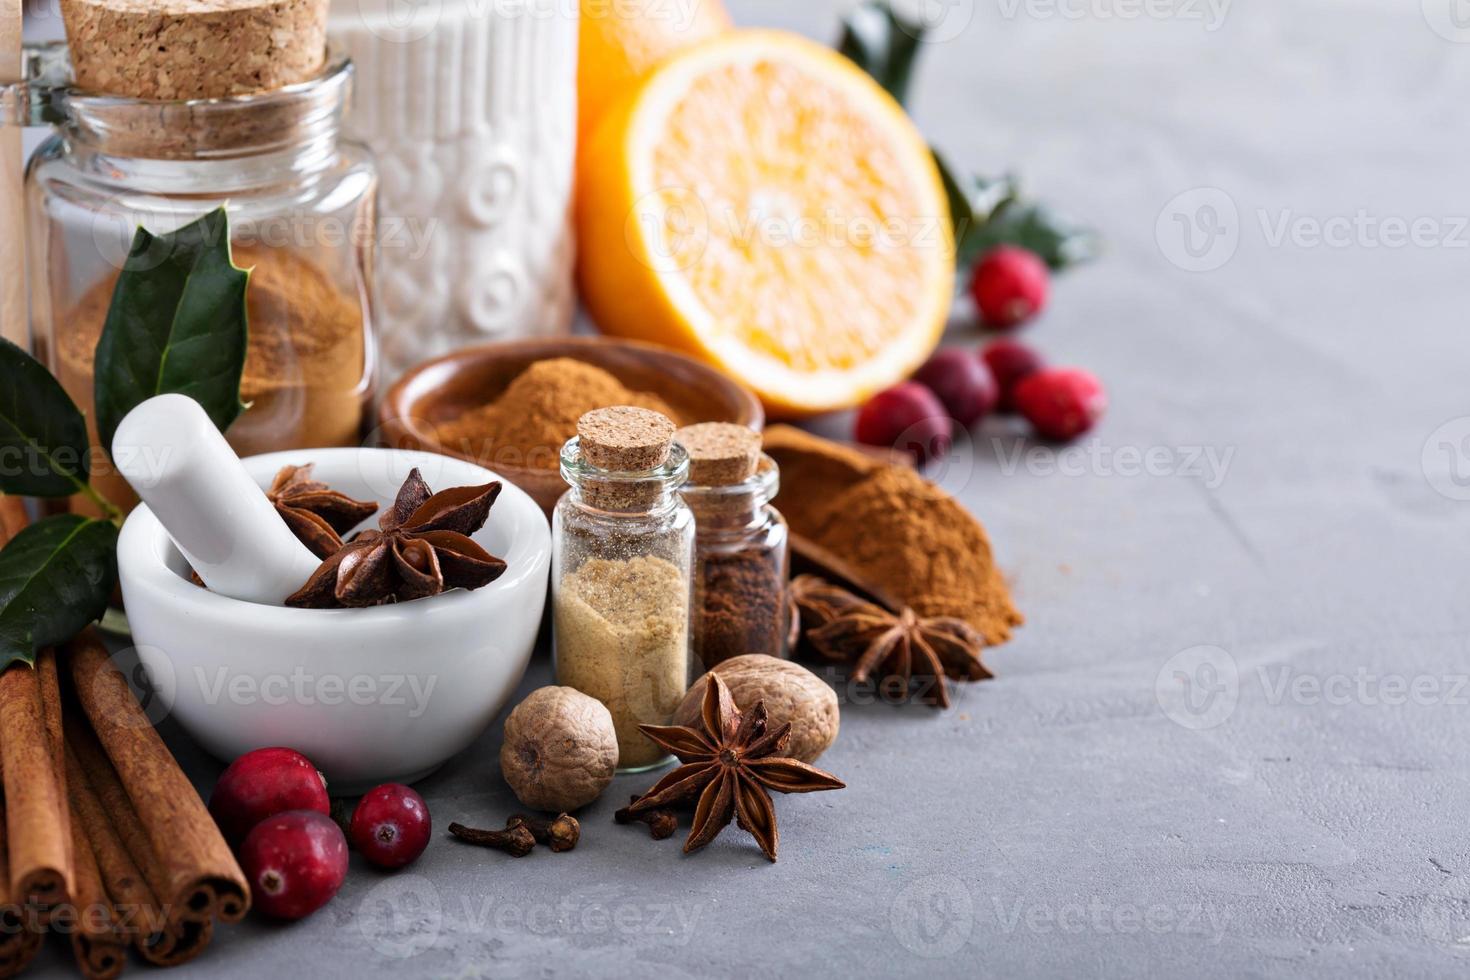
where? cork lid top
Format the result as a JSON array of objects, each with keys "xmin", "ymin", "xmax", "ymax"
[
  {"xmin": 675, "ymin": 423, "xmax": 761, "ymax": 486},
  {"xmin": 61, "ymin": 0, "xmax": 329, "ymax": 101},
  {"xmin": 576, "ymin": 407, "xmax": 676, "ymax": 472}
]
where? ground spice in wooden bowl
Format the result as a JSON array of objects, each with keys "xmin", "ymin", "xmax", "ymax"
[
  {"xmin": 380, "ymin": 338, "xmax": 765, "ymax": 515},
  {"xmin": 434, "ymin": 358, "xmax": 680, "ymax": 473},
  {"xmin": 764, "ymin": 425, "xmax": 1023, "ymax": 646}
]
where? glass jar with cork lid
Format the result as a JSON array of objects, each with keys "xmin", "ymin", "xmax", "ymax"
[
  {"xmin": 11, "ymin": 0, "xmax": 375, "ymax": 517},
  {"xmin": 552, "ymin": 407, "xmax": 695, "ymax": 773},
  {"xmin": 677, "ymin": 423, "xmax": 790, "ymax": 670}
]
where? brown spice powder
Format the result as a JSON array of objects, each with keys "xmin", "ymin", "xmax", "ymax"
[
  {"xmin": 54, "ymin": 245, "xmax": 368, "ymax": 513},
  {"xmin": 693, "ymin": 547, "xmax": 787, "ymax": 668},
  {"xmin": 764, "ymin": 425, "xmax": 1023, "ymax": 646},
  {"xmin": 554, "ymin": 555, "xmax": 690, "ymax": 769},
  {"xmin": 436, "ymin": 359, "xmax": 679, "ymax": 471}
]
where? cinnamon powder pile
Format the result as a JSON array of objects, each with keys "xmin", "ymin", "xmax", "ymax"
[
  {"xmin": 437, "ymin": 358, "xmax": 679, "ymax": 470},
  {"xmin": 54, "ymin": 244, "xmax": 367, "ymax": 515},
  {"xmin": 765, "ymin": 425, "xmax": 1023, "ymax": 645}
]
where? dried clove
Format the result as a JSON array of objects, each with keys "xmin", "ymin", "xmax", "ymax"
[
  {"xmin": 447, "ymin": 821, "xmax": 535, "ymax": 857},
  {"xmin": 615, "ymin": 795, "xmax": 677, "ymax": 840},
  {"xmin": 507, "ymin": 813, "xmax": 580, "ymax": 852}
]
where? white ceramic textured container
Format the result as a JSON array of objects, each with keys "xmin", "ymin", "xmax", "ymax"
[{"xmin": 329, "ymin": 0, "xmax": 578, "ymax": 376}]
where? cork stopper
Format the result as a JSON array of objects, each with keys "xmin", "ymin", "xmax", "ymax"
[
  {"xmin": 577, "ymin": 407, "xmax": 676, "ymax": 473},
  {"xmin": 676, "ymin": 423, "xmax": 760, "ymax": 487},
  {"xmin": 61, "ymin": 0, "xmax": 329, "ymax": 101}
]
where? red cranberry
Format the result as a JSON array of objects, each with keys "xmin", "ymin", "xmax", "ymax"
[
  {"xmin": 981, "ymin": 339, "xmax": 1046, "ymax": 414},
  {"xmin": 970, "ymin": 246, "xmax": 1049, "ymax": 329},
  {"xmin": 1014, "ymin": 368, "xmax": 1107, "ymax": 442},
  {"xmin": 209, "ymin": 747, "xmax": 330, "ymax": 846},
  {"xmin": 349, "ymin": 783, "xmax": 431, "ymax": 870},
  {"xmin": 240, "ymin": 810, "xmax": 349, "ymax": 921},
  {"xmin": 854, "ymin": 382, "xmax": 953, "ymax": 463},
  {"xmin": 913, "ymin": 348, "xmax": 997, "ymax": 428}
]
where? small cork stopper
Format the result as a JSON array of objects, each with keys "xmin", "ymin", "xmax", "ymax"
[
  {"xmin": 676, "ymin": 423, "xmax": 760, "ymax": 486},
  {"xmin": 577, "ymin": 407, "xmax": 675, "ymax": 473},
  {"xmin": 61, "ymin": 0, "xmax": 329, "ymax": 101}
]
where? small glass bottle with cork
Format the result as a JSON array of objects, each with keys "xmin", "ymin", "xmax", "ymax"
[
  {"xmin": 677, "ymin": 423, "xmax": 790, "ymax": 670},
  {"xmin": 551, "ymin": 407, "xmax": 695, "ymax": 773}
]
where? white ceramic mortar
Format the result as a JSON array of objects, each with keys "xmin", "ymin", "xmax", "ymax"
[{"xmin": 116, "ymin": 447, "xmax": 550, "ymax": 793}]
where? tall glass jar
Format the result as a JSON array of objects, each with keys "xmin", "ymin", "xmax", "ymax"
[
  {"xmin": 683, "ymin": 454, "xmax": 789, "ymax": 670},
  {"xmin": 16, "ymin": 43, "xmax": 377, "ymax": 517},
  {"xmin": 551, "ymin": 409, "xmax": 695, "ymax": 773}
]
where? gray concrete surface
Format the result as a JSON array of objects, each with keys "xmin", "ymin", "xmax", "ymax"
[{"xmin": 25, "ymin": 0, "xmax": 1470, "ymax": 976}]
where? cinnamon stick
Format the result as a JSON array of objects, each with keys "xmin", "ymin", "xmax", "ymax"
[
  {"xmin": 65, "ymin": 723, "xmax": 212, "ymax": 967},
  {"xmin": 0, "ymin": 796, "xmax": 42, "ymax": 979},
  {"xmin": 0, "ymin": 495, "xmax": 75, "ymax": 919},
  {"xmin": 61, "ymin": 811, "xmax": 126, "ymax": 980},
  {"xmin": 0, "ymin": 663, "xmax": 73, "ymax": 916},
  {"xmin": 65, "ymin": 632, "xmax": 248, "ymax": 926},
  {"xmin": 36, "ymin": 649, "xmax": 73, "ymax": 888}
]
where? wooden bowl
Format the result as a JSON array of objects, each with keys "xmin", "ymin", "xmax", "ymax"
[{"xmin": 378, "ymin": 337, "xmax": 765, "ymax": 514}]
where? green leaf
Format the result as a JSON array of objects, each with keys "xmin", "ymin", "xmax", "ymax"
[
  {"xmin": 961, "ymin": 199, "xmax": 1103, "ymax": 271},
  {"xmin": 838, "ymin": 0, "xmax": 925, "ymax": 106},
  {"xmin": 0, "ymin": 337, "xmax": 92, "ymax": 497},
  {"xmin": 0, "ymin": 515, "xmax": 118, "ymax": 668},
  {"xmin": 934, "ymin": 152, "xmax": 1100, "ymax": 272},
  {"xmin": 94, "ymin": 206, "xmax": 250, "ymax": 458}
]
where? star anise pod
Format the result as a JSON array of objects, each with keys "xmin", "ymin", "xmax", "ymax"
[
  {"xmin": 628, "ymin": 674, "xmax": 844, "ymax": 862},
  {"xmin": 268, "ymin": 464, "xmax": 380, "ymax": 558},
  {"xmin": 286, "ymin": 468, "xmax": 507, "ymax": 608},
  {"xmin": 790, "ymin": 574, "xmax": 871, "ymax": 632},
  {"xmin": 797, "ymin": 577, "xmax": 991, "ymax": 709}
]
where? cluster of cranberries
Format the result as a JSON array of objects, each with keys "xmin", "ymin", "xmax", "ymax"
[
  {"xmin": 209, "ymin": 747, "xmax": 431, "ymax": 921},
  {"xmin": 856, "ymin": 245, "xmax": 1107, "ymax": 462}
]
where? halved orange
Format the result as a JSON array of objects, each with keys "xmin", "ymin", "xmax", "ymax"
[
  {"xmin": 577, "ymin": 0, "xmax": 732, "ymax": 152},
  {"xmin": 576, "ymin": 30, "xmax": 955, "ymax": 416}
]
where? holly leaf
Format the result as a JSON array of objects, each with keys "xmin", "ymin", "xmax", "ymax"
[
  {"xmin": 935, "ymin": 152, "xmax": 1100, "ymax": 272},
  {"xmin": 0, "ymin": 338, "xmax": 93, "ymax": 498},
  {"xmin": 0, "ymin": 515, "xmax": 118, "ymax": 668},
  {"xmin": 838, "ymin": 0, "xmax": 925, "ymax": 106},
  {"xmin": 94, "ymin": 206, "xmax": 249, "ymax": 458}
]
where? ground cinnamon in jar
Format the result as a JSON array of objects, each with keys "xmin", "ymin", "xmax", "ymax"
[
  {"xmin": 764, "ymin": 425, "xmax": 1023, "ymax": 645},
  {"xmin": 679, "ymin": 423, "xmax": 789, "ymax": 669},
  {"xmin": 435, "ymin": 358, "xmax": 680, "ymax": 472},
  {"xmin": 53, "ymin": 245, "xmax": 369, "ymax": 513}
]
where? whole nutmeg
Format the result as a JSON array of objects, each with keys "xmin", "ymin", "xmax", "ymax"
[
  {"xmin": 500, "ymin": 687, "xmax": 617, "ymax": 811},
  {"xmin": 673, "ymin": 656, "xmax": 839, "ymax": 763}
]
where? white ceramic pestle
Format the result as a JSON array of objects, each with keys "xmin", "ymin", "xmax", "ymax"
[{"xmin": 111, "ymin": 394, "xmax": 322, "ymax": 605}]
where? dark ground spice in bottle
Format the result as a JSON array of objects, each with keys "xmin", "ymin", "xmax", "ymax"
[
  {"xmin": 695, "ymin": 542, "xmax": 788, "ymax": 667},
  {"xmin": 678, "ymin": 424, "xmax": 790, "ymax": 669}
]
